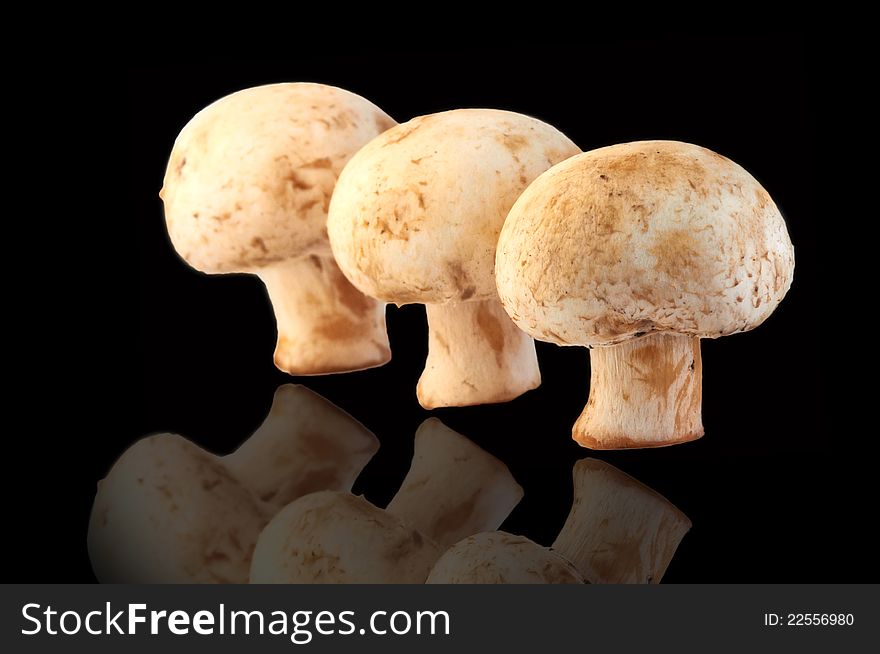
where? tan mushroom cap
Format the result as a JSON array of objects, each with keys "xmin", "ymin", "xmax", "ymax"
[
  {"xmin": 162, "ymin": 83, "xmax": 396, "ymax": 273},
  {"xmin": 426, "ymin": 532, "xmax": 584, "ymax": 584},
  {"xmin": 328, "ymin": 109, "xmax": 580, "ymax": 304},
  {"xmin": 496, "ymin": 140, "xmax": 795, "ymax": 347}
]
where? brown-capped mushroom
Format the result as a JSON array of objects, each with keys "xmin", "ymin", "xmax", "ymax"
[
  {"xmin": 87, "ymin": 385, "xmax": 378, "ymax": 583},
  {"xmin": 328, "ymin": 109, "xmax": 579, "ymax": 408},
  {"xmin": 249, "ymin": 418, "xmax": 523, "ymax": 583},
  {"xmin": 496, "ymin": 141, "xmax": 794, "ymax": 448},
  {"xmin": 161, "ymin": 83, "xmax": 396, "ymax": 375}
]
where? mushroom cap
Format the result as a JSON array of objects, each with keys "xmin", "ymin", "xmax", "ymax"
[
  {"xmin": 328, "ymin": 109, "xmax": 579, "ymax": 304},
  {"xmin": 426, "ymin": 531, "xmax": 584, "ymax": 584},
  {"xmin": 249, "ymin": 491, "xmax": 442, "ymax": 583},
  {"xmin": 496, "ymin": 141, "xmax": 795, "ymax": 347},
  {"xmin": 87, "ymin": 434, "xmax": 265, "ymax": 584},
  {"xmin": 161, "ymin": 83, "xmax": 396, "ymax": 274}
]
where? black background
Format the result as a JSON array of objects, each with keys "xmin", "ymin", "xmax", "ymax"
[{"xmin": 23, "ymin": 40, "xmax": 848, "ymax": 582}]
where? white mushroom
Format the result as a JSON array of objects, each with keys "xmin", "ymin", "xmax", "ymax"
[
  {"xmin": 88, "ymin": 385, "xmax": 379, "ymax": 583},
  {"xmin": 328, "ymin": 109, "xmax": 580, "ymax": 408},
  {"xmin": 552, "ymin": 459, "xmax": 691, "ymax": 584},
  {"xmin": 249, "ymin": 418, "xmax": 523, "ymax": 583},
  {"xmin": 496, "ymin": 141, "xmax": 794, "ymax": 448},
  {"xmin": 161, "ymin": 83, "xmax": 397, "ymax": 375}
]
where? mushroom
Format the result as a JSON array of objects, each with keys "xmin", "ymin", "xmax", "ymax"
[
  {"xmin": 496, "ymin": 141, "xmax": 794, "ymax": 448},
  {"xmin": 88, "ymin": 384, "xmax": 379, "ymax": 583},
  {"xmin": 161, "ymin": 83, "xmax": 397, "ymax": 375},
  {"xmin": 426, "ymin": 457, "xmax": 690, "ymax": 584},
  {"xmin": 328, "ymin": 109, "xmax": 580, "ymax": 408},
  {"xmin": 552, "ymin": 459, "xmax": 691, "ymax": 584},
  {"xmin": 249, "ymin": 418, "xmax": 524, "ymax": 583},
  {"xmin": 426, "ymin": 532, "xmax": 584, "ymax": 584}
]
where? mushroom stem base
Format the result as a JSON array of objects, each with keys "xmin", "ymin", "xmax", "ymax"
[
  {"xmin": 258, "ymin": 256, "xmax": 391, "ymax": 375},
  {"xmin": 574, "ymin": 333, "xmax": 703, "ymax": 449},
  {"xmin": 417, "ymin": 299, "xmax": 541, "ymax": 408}
]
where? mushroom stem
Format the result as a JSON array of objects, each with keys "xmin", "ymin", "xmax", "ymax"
[
  {"xmin": 575, "ymin": 333, "xmax": 703, "ymax": 449},
  {"xmin": 257, "ymin": 256, "xmax": 391, "ymax": 375},
  {"xmin": 385, "ymin": 419, "xmax": 523, "ymax": 548},
  {"xmin": 552, "ymin": 459, "xmax": 692, "ymax": 583},
  {"xmin": 417, "ymin": 298, "xmax": 540, "ymax": 408}
]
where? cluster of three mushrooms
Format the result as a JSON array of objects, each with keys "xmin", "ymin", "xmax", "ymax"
[{"xmin": 162, "ymin": 83, "xmax": 794, "ymax": 449}]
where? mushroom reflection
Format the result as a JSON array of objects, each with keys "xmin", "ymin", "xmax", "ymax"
[
  {"xmin": 427, "ymin": 459, "xmax": 690, "ymax": 584},
  {"xmin": 88, "ymin": 385, "xmax": 379, "ymax": 583},
  {"xmin": 249, "ymin": 419, "xmax": 523, "ymax": 583},
  {"xmin": 552, "ymin": 459, "xmax": 691, "ymax": 584}
]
